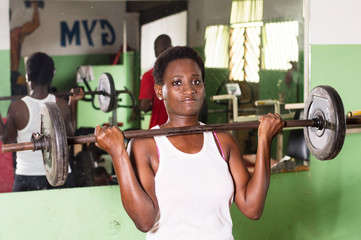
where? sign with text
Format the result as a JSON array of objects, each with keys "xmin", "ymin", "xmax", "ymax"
[{"xmin": 10, "ymin": 1, "xmax": 128, "ymax": 56}]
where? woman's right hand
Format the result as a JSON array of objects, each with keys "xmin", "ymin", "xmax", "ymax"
[{"xmin": 94, "ymin": 125, "xmax": 126, "ymax": 157}]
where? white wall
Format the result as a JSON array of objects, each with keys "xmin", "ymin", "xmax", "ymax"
[
  {"xmin": 263, "ymin": 0, "xmax": 303, "ymax": 21},
  {"xmin": 0, "ymin": 0, "xmax": 10, "ymax": 50},
  {"xmin": 7, "ymin": 0, "xmax": 306, "ymax": 55},
  {"xmin": 310, "ymin": 0, "xmax": 361, "ymax": 44},
  {"xmin": 9, "ymin": 1, "xmax": 139, "ymax": 56},
  {"xmin": 188, "ymin": 0, "xmax": 232, "ymax": 48},
  {"xmin": 141, "ymin": 11, "xmax": 187, "ymax": 71}
]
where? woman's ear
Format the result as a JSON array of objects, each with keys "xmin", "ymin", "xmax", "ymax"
[{"xmin": 154, "ymin": 84, "xmax": 163, "ymax": 100}]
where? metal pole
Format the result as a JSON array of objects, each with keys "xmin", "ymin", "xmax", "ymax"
[{"xmin": 4, "ymin": 117, "xmax": 361, "ymax": 153}]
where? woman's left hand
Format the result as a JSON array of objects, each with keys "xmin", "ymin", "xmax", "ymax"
[{"xmin": 258, "ymin": 113, "xmax": 284, "ymax": 141}]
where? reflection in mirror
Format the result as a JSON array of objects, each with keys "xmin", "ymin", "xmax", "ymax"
[{"xmin": 1, "ymin": 0, "xmax": 306, "ymax": 193}]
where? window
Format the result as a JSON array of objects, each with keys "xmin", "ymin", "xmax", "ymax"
[
  {"xmin": 229, "ymin": 0, "xmax": 263, "ymax": 82},
  {"xmin": 204, "ymin": 25, "xmax": 230, "ymax": 68},
  {"xmin": 230, "ymin": 0, "xmax": 263, "ymax": 24},
  {"xmin": 229, "ymin": 22, "xmax": 262, "ymax": 82},
  {"xmin": 262, "ymin": 21, "xmax": 299, "ymax": 70},
  {"xmin": 204, "ymin": 0, "xmax": 299, "ymax": 81}
]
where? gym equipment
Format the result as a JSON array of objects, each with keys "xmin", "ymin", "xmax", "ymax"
[
  {"xmin": 2, "ymin": 85, "xmax": 361, "ymax": 186},
  {"xmin": 303, "ymin": 85, "xmax": 345, "ymax": 160},
  {"xmin": 0, "ymin": 72, "xmax": 131, "ymax": 113},
  {"xmin": 97, "ymin": 73, "xmax": 117, "ymax": 113}
]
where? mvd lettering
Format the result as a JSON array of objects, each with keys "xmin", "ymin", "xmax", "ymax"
[{"xmin": 60, "ymin": 20, "xmax": 115, "ymax": 47}]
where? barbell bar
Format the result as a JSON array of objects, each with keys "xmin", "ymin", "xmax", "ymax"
[
  {"xmin": 0, "ymin": 90, "xmax": 128, "ymax": 101},
  {"xmin": 2, "ymin": 118, "xmax": 320, "ymax": 153},
  {"xmin": 3, "ymin": 116, "xmax": 360, "ymax": 153},
  {"xmin": 0, "ymin": 72, "xmax": 129, "ymax": 113},
  {"xmin": 1, "ymin": 85, "xmax": 358, "ymax": 186}
]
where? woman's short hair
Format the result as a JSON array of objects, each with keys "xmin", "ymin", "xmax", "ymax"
[
  {"xmin": 26, "ymin": 52, "xmax": 55, "ymax": 85},
  {"xmin": 153, "ymin": 46, "xmax": 205, "ymax": 85}
]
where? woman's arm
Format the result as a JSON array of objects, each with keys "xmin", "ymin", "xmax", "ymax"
[
  {"xmin": 222, "ymin": 113, "xmax": 284, "ymax": 219},
  {"xmin": 95, "ymin": 126, "xmax": 159, "ymax": 232}
]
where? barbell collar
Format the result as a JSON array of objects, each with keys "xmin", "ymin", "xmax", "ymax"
[
  {"xmin": 312, "ymin": 116, "xmax": 325, "ymax": 130},
  {"xmin": 31, "ymin": 133, "xmax": 50, "ymax": 151}
]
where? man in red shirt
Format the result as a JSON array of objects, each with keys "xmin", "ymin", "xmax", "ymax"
[{"xmin": 139, "ymin": 35, "xmax": 172, "ymax": 129}]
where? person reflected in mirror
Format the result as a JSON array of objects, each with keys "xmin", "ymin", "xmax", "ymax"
[
  {"xmin": 94, "ymin": 46, "xmax": 284, "ymax": 239},
  {"xmin": 0, "ymin": 52, "xmax": 84, "ymax": 192},
  {"xmin": 139, "ymin": 34, "xmax": 172, "ymax": 129},
  {"xmin": 10, "ymin": 2, "xmax": 40, "ymax": 96},
  {"xmin": 91, "ymin": 166, "xmax": 118, "ymax": 186}
]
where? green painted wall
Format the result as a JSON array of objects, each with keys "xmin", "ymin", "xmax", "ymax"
[
  {"xmin": 0, "ymin": 50, "xmax": 11, "ymax": 116},
  {"xmin": 16, "ymin": 54, "xmax": 111, "ymax": 92},
  {"xmin": 3, "ymin": 52, "xmax": 139, "ymax": 131},
  {"xmin": 0, "ymin": 186, "xmax": 145, "ymax": 240},
  {"xmin": 204, "ymin": 68, "xmax": 229, "ymax": 124},
  {"xmin": 77, "ymin": 52, "xmax": 139, "ymax": 131},
  {"xmin": 51, "ymin": 54, "xmax": 111, "ymax": 92},
  {"xmin": 0, "ymin": 53, "xmax": 111, "ymax": 116},
  {"xmin": 230, "ymin": 45, "xmax": 361, "ymax": 239}
]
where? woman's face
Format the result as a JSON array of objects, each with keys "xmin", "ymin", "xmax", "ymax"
[{"xmin": 156, "ymin": 58, "xmax": 205, "ymax": 118}]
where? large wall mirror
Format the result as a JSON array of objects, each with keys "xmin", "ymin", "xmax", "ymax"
[{"xmin": 2, "ymin": 0, "xmax": 306, "ymax": 193}]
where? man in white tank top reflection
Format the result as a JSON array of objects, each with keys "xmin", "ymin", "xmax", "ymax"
[{"xmin": 0, "ymin": 52, "xmax": 84, "ymax": 191}]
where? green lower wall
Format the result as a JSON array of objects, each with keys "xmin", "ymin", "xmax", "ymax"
[
  {"xmin": 0, "ymin": 50, "xmax": 11, "ymax": 116},
  {"xmin": 0, "ymin": 186, "xmax": 145, "ymax": 240},
  {"xmin": 230, "ymin": 45, "xmax": 361, "ymax": 239},
  {"xmin": 1, "ymin": 45, "xmax": 361, "ymax": 239}
]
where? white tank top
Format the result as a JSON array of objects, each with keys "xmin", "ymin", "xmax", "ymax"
[
  {"xmin": 16, "ymin": 94, "xmax": 56, "ymax": 175},
  {"xmin": 146, "ymin": 126, "xmax": 235, "ymax": 240}
]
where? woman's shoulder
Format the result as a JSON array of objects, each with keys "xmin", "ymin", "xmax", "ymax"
[
  {"xmin": 213, "ymin": 130, "xmax": 235, "ymax": 139},
  {"xmin": 129, "ymin": 137, "xmax": 158, "ymax": 153},
  {"xmin": 213, "ymin": 130, "xmax": 239, "ymax": 147},
  {"xmin": 128, "ymin": 137, "xmax": 159, "ymax": 169}
]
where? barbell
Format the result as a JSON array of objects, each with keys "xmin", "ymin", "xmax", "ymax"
[
  {"xmin": 0, "ymin": 73, "xmax": 130, "ymax": 113},
  {"xmin": 2, "ymin": 85, "xmax": 361, "ymax": 187}
]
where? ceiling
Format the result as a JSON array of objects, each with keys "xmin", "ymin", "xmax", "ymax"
[{"xmin": 126, "ymin": 1, "xmax": 188, "ymax": 25}]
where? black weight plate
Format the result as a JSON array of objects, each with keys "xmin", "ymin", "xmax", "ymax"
[
  {"xmin": 41, "ymin": 102, "xmax": 69, "ymax": 186},
  {"xmin": 303, "ymin": 85, "xmax": 346, "ymax": 160},
  {"xmin": 98, "ymin": 73, "xmax": 117, "ymax": 112}
]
